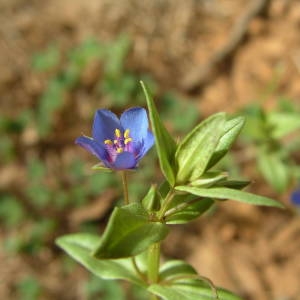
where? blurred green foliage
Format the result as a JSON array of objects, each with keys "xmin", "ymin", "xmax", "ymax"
[
  {"xmin": 84, "ymin": 274, "xmax": 149, "ymax": 300},
  {"xmin": 32, "ymin": 44, "xmax": 60, "ymax": 72},
  {"xmin": 239, "ymin": 98, "xmax": 300, "ymax": 193},
  {"xmin": 31, "ymin": 34, "xmax": 196, "ymax": 137},
  {"xmin": 0, "ymin": 34, "xmax": 199, "ymax": 299},
  {"xmin": 17, "ymin": 276, "xmax": 41, "ymax": 300},
  {"xmin": 0, "ymin": 195, "xmax": 26, "ymax": 228},
  {"xmin": 85, "ymin": 276, "xmax": 125, "ymax": 300},
  {"xmin": 0, "ymin": 110, "xmax": 32, "ymax": 163},
  {"xmin": 2, "ymin": 33, "xmax": 299, "ymax": 299},
  {"xmin": 0, "ymin": 34, "xmax": 300, "ymax": 300},
  {"xmin": 0, "ymin": 35, "xmax": 300, "ymax": 300}
]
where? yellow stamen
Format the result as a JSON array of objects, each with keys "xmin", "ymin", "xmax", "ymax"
[
  {"xmin": 124, "ymin": 138, "xmax": 132, "ymax": 145},
  {"xmin": 114, "ymin": 140, "xmax": 118, "ymax": 144},
  {"xmin": 124, "ymin": 129, "xmax": 130, "ymax": 139},
  {"xmin": 104, "ymin": 139, "xmax": 113, "ymax": 145},
  {"xmin": 116, "ymin": 147, "xmax": 123, "ymax": 153},
  {"xmin": 115, "ymin": 128, "xmax": 121, "ymax": 138}
]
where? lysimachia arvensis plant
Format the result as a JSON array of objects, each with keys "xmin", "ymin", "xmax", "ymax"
[{"xmin": 56, "ymin": 81, "xmax": 284, "ymax": 300}]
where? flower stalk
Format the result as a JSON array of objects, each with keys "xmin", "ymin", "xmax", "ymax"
[
  {"xmin": 121, "ymin": 171, "xmax": 129, "ymax": 205},
  {"xmin": 120, "ymin": 169, "xmax": 147, "ymax": 283}
]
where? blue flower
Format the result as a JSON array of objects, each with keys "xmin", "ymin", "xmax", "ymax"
[
  {"xmin": 291, "ymin": 188, "xmax": 300, "ymax": 206},
  {"xmin": 75, "ymin": 107, "xmax": 154, "ymax": 170}
]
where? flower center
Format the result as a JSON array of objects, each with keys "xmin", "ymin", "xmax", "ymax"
[{"xmin": 104, "ymin": 129, "xmax": 133, "ymax": 158}]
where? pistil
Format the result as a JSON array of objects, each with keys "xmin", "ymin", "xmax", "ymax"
[{"xmin": 103, "ymin": 128, "xmax": 133, "ymax": 161}]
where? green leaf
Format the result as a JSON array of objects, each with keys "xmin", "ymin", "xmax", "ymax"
[
  {"xmin": 165, "ymin": 195, "xmax": 214, "ymax": 224},
  {"xmin": 93, "ymin": 203, "xmax": 169, "ymax": 258},
  {"xmin": 91, "ymin": 163, "xmax": 112, "ymax": 172},
  {"xmin": 160, "ymin": 260, "xmax": 197, "ymax": 280},
  {"xmin": 142, "ymin": 185, "xmax": 161, "ymax": 212},
  {"xmin": 268, "ymin": 112, "xmax": 300, "ymax": 138},
  {"xmin": 175, "ymin": 113, "xmax": 226, "ymax": 184},
  {"xmin": 140, "ymin": 81, "xmax": 177, "ymax": 186},
  {"xmin": 158, "ymin": 180, "xmax": 172, "ymax": 199},
  {"xmin": 190, "ymin": 171, "xmax": 228, "ymax": 187},
  {"xmin": 215, "ymin": 180, "xmax": 250, "ymax": 190},
  {"xmin": 56, "ymin": 233, "xmax": 146, "ymax": 287},
  {"xmin": 257, "ymin": 149, "xmax": 289, "ymax": 193},
  {"xmin": 149, "ymin": 281, "xmax": 242, "ymax": 300},
  {"xmin": 154, "ymin": 260, "xmax": 242, "ymax": 300},
  {"xmin": 175, "ymin": 186, "xmax": 284, "ymax": 208},
  {"xmin": 206, "ymin": 116, "xmax": 245, "ymax": 169}
]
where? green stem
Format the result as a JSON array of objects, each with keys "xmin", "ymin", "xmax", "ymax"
[
  {"xmin": 148, "ymin": 242, "xmax": 160, "ymax": 285},
  {"xmin": 164, "ymin": 197, "xmax": 201, "ymax": 217},
  {"xmin": 157, "ymin": 189, "xmax": 175, "ymax": 220},
  {"xmin": 121, "ymin": 171, "xmax": 129, "ymax": 205},
  {"xmin": 120, "ymin": 171, "xmax": 146, "ymax": 281},
  {"xmin": 148, "ymin": 244, "xmax": 160, "ymax": 300},
  {"xmin": 146, "ymin": 190, "xmax": 176, "ymax": 299}
]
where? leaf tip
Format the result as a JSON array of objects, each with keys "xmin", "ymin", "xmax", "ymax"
[{"xmin": 55, "ymin": 236, "xmax": 64, "ymax": 249}]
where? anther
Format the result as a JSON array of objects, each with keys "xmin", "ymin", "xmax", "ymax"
[
  {"xmin": 104, "ymin": 139, "xmax": 113, "ymax": 145},
  {"xmin": 124, "ymin": 129, "xmax": 130, "ymax": 139},
  {"xmin": 115, "ymin": 129, "xmax": 121, "ymax": 138},
  {"xmin": 116, "ymin": 148, "xmax": 123, "ymax": 153},
  {"xmin": 124, "ymin": 138, "xmax": 132, "ymax": 145}
]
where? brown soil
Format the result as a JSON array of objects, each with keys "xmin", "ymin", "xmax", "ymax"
[{"xmin": 1, "ymin": 0, "xmax": 300, "ymax": 299}]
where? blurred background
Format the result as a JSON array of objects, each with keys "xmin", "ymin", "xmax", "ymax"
[{"xmin": 1, "ymin": 0, "xmax": 300, "ymax": 299}]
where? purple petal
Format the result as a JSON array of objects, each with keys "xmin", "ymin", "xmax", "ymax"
[
  {"xmin": 113, "ymin": 152, "xmax": 137, "ymax": 170},
  {"xmin": 120, "ymin": 107, "xmax": 148, "ymax": 142},
  {"xmin": 138, "ymin": 131, "xmax": 155, "ymax": 159},
  {"xmin": 92, "ymin": 109, "xmax": 121, "ymax": 143},
  {"xmin": 291, "ymin": 189, "xmax": 300, "ymax": 206},
  {"xmin": 75, "ymin": 136, "xmax": 109, "ymax": 164}
]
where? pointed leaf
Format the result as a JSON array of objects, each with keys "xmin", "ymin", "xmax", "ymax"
[
  {"xmin": 142, "ymin": 184, "xmax": 161, "ymax": 212},
  {"xmin": 206, "ymin": 116, "xmax": 245, "ymax": 169},
  {"xmin": 92, "ymin": 163, "xmax": 112, "ymax": 172},
  {"xmin": 215, "ymin": 179, "xmax": 250, "ymax": 190},
  {"xmin": 175, "ymin": 113, "xmax": 226, "ymax": 184},
  {"xmin": 93, "ymin": 203, "xmax": 169, "ymax": 258},
  {"xmin": 158, "ymin": 180, "xmax": 172, "ymax": 199},
  {"xmin": 175, "ymin": 186, "xmax": 284, "ymax": 208},
  {"xmin": 55, "ymin": 233, "xmax": 145, "ymax": 286},
  {"xmin": 149, "ymin": 281, "xmax": 242, "ymax": 300},
  {"xmin": 152, "ymin": 260, "xmax": 242, "ymax": 300},
  {"xmin": 141, "ymin": 81, "xmax": 177, "ymax": 186},
  {"xmin": 160, "ymin": 260, "xmax": 197, "ymax": 280},
  {"xmin": 190, "ymin": 171, "xmax": 228, "ymax": 187}
]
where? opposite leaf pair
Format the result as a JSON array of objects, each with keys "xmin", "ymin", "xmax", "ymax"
[{"xmin": 57, "ymin": 81, "xmax": 283, "ymax": 300}]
